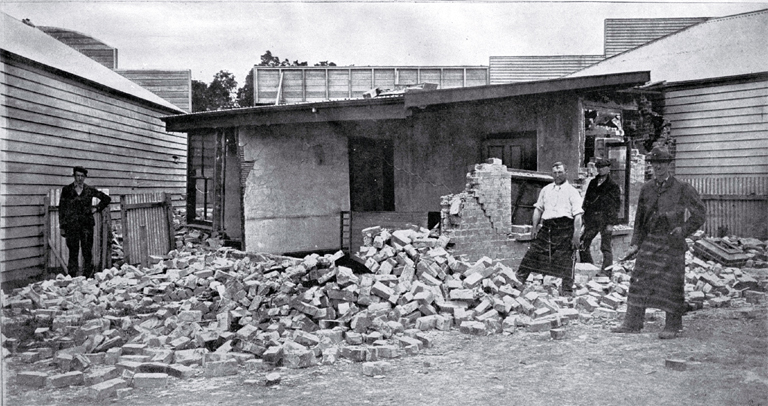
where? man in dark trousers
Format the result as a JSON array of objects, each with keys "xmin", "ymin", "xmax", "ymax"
[
  {"xmin": 611, "ymin": 147, "xmax": 705, "ymax": 339},
  {"xmin": 516, "ymin": 162, "xmax": 583, "ymax": 296},
  {"xmin": 59, "ymin": 166, "xmax": 111, "ymax": 278},
  {"xmin": 579, "ymin": 157, "xmax": 621, "ymax": 277}
]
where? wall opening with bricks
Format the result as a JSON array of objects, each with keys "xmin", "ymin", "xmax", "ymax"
[{"xmin": 441, "ymin": 159, "xmax": 530, "ymax": 268}]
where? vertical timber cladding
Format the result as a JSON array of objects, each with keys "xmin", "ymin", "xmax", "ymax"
[
  {"xmin": 241, "ymin": 123, "xmax": 350, "ymax": 254},
  {"xmin": 0, "ymin": 53, "xmax": 186, "ymax": 283},
  {"xmin": 666, "ymin": 76, "xmax": 768, "ymax": 238},
  {"xmin": 254, "ymin": 66, "xmax": 490, "ymax": 104}
]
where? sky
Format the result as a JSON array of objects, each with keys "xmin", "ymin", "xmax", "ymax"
[{"xmin": 2, "ymin": 0, "xmax": 767, "ymax": 85}]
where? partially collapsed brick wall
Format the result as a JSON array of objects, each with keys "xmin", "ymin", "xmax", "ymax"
[{"xmin": 441, "ymin": 159, "xmax": 528, "ymax": 266}]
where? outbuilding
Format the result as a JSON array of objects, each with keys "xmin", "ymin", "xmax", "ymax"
[
  {"xmin": 164, "ymin": 71, "xmax": 650, "ymax": 255},
  {"xmin": 1, "ymin": 13, "xmax": 188, "ymax": 285}
]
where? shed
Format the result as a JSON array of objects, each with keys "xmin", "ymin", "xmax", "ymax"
[
  {"xmin": 1, "ymin": 13, "xmax": 188, "ymax": 284},
  {"xmin": 163, "ymin": 71, "xmax": 649, "ymax": 255},
  {"xmin": 570, "ymin": 8, "xmax": 768, "ymax": 238}
]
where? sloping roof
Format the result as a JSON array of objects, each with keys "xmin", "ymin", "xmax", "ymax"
[
  {"xmin": 489, "ymin": 55, "xmax": 605, "ymax": 84},
  {"xmin": 1, "ymin": 13, "xmax": 184, "ymax": 113},
  {"xmin": 570, "ymin": 9, "xmax": 768, "ymax": 83},
  {"xmin": 603, "ymin": 17, "xmax": 709, "ymax": 57},
  {"xmin": 164, "ymin": 71, "xmax": 650, "ymax": 131}
]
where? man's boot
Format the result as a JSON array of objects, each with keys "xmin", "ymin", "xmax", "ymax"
[
  {"xmin": 658, "ymin": 312, "xmax": 683, "ymax": 339},
  {"xmin": 611, "ymin": 304, "xmax": 644, "ymax": 333}
]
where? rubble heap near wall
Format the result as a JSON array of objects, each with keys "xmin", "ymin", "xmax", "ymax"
[{"xmin": 441, "ymin": 159, "xmax": 520, "ymax": 266}]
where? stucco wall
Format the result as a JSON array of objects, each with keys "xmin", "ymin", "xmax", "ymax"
[
  {"xmin": 238, "ymin": 93, "xmax": 583, "ymax": 254},
  {"xmin": 242, "ymin": 124, "xmax": 350, "ymax": 253},
  {"xmin": 536, "ymin": 94, "xmax": 583, "ymax": 178}
]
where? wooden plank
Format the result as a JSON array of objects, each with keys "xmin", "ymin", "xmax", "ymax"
[
  {"xmin": 665, "ymin": 106, "xmax": 766, "ymax": 122},
  {"xmin": 2, "ymin": 59, "xmax": 178, "ymax": 119},
  {"xmin": 5, "ymin": 101, "xmax": 186, "ymax": 151},
  {"xmin": 674, "ymin": 130, "xmax": 766, "ymax": 144},
  {"xmin": 669, "ymin": 113, "xmax": 765, "ymax": 129},
  {"xmin": 123, "ymin": 201, "xmax": 167, "ymax": 210},
  {"xmin": 3, "ymin": 72, "xmax": 172, "ymax": 131},
  {"xmin": 701, "ymin": 194, "xmax": 768, "ymax": 201},
  {"xmin": 5, "ymin": 116, "xmax": 186, "ymax": 156},
  {"xmin": 2, "ymin": 167, "xmax": 186, "ymax": 187},
  {"xmin": 2, "ymin": 154, "xmax": 186, "ymax": 179},
  {"xmin": 121, "ymin": 194, "xmax": 129, "ymax": 264},
  {"xmin": 664, "ymin": 80, "xmax": 768, "ymax": 99},
  {"xmin": 675, "ymin": 147, "xmax": 768, "ymax": 159},
  {"xmin": 1, "ymin": 236, "xmax": 43, "ymax": 251},
  {"xmin": 664, "ymin": 96, "xmax": 765, "ymax": 114},
  {"xmin": 674, "ymin": 122, "xmax": 768, "ymax": 137}
]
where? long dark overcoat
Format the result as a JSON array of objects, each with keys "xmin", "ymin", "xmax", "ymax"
[{"xmin": 628, "ymin": 176, "xmax": 706, "ymax": 314}]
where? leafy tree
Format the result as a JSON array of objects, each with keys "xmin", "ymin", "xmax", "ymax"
[
  {"xmin": 236, "ymin": 69, "xmax": 254, "ymax": 108},
  {"xmin": 206, "ymin": 70, "xmax": 238, "ymax": 110},
  {"xmin": 191, "ymin": 71, "xmax": 238, "ymax": 112},
  {"xmin": 191, "ymin": 80, "xmax": 209, "ymax": 112}
]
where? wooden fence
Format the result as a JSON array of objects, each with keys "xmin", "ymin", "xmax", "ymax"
[
  {"xmin": 680, "ymin": 176, "xmax": 768, "ymax": 239},
  {"xmin": 43, "ymin": 189, "xmax": 111, "ymax": 274},
  {"xmin": 120, "ymin": 193, "xmax": 175, "ymax": 267}
]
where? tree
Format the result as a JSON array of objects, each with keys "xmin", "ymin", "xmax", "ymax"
[
  {"xmin": 191, "ymin": 70, "xmax": 238, "ymax": 112},
  {"xmin": 236, "ymin": 69, "xmax": 254, "ymax": 108},
  {"xmin": 206, "ymin": 70, "xmax": 238, "ymax": 110},
  {"xmin": 191, "ymin": 80, "xmax": 209, "ymax": 112}
]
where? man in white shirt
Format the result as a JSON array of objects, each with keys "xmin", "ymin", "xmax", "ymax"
[{"xmin": 516, "ymin": 162, "xmax": 583, "ymax": 295}]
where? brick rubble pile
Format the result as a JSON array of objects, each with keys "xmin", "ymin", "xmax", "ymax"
[{"xmin": 2, "ymin": 226, "xmax": 766, "ymax": 400}]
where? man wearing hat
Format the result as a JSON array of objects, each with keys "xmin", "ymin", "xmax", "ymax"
[
  {"xmin": 579, "ymin": 157, "xmax": 621, "ymax": 277},
  {"xmin": 612, "ymin": 147, "xmax": 705, "ymax": 339},
  {"xmin": 59, "ymin": 166, "xmax": 111, "ymax": 278}
]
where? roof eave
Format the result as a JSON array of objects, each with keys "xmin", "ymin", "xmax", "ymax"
[
  {"xmin": 163, "ymin": 96, "xmax": 407, "ymax": 132},
  {"xmin": 404, "ymin": 71, "xmax": 651, "ymax": 108}
]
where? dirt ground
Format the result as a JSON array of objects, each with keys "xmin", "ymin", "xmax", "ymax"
[{"xmin": 3, "ymin": 305, "xmax": 767, "ymax": 406}]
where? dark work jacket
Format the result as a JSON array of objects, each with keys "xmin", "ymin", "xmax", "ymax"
[
  {"xmin": 628, "ymin": 175, "xmax": 706, "ymax": 313},
  {"xmin": 581, "ymin": 174, "xmax": 621, "ymax": 226},
  {"xmin": 59, "ymin": 183, "xmax": 111, "ymax": 231},
  {"xmin": 631, "ymin": 176, "xmax": 706, "ymax": 247}
]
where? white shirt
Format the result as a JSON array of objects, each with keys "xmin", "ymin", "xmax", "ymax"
[{"xmin": 534, "ymin": 181, "xmax": 584, "ymax": 220}]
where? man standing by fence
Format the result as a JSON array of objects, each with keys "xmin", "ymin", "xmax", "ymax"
[{"xmin": 59, "ymin": 166, "xmax": 111, "ymax": 278}]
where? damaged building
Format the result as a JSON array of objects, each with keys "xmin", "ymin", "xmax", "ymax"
[{"xmin": 162, "ymin": 71, "xmax": 651, "ymax": 262}]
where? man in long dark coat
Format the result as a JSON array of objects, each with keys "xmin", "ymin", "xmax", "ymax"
[
  {"xmin": 579, "ymin": 157, "xmax": 621, "ymax": 276},
  {"xmin": 612, "ymin": 147, "xmax": 705, "ymax": 339},
  {"xmin": 516, "ymin": 162, "xmax": 583, "ymax": 296},
  {"xmin": 59, "ymin": 166, "xmax": 111, "ymax": 278}
]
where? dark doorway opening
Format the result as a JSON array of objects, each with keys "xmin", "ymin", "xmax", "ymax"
[
  {"xmin": 482, "ymin": 131, "xmax": 537, "ymax": 171},
  {"xmin": 348, "ymin": 137, "xmax": 395, "ymax": 212}
]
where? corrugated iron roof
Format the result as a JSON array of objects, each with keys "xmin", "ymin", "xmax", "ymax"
[
  {"xmin": 603, "ymin": 17, "xmax": 709, "ymax": 56},
  {"xmin": 489, "ymin": 56, "xmax": 605, "ymax": 84},
  {"xmin": 570, "ymin": 9, "xmax": 768, "ymax": 84},
  {"xmin": 1, "ymin": 13, "xmax": 184, "ymax": 113}
]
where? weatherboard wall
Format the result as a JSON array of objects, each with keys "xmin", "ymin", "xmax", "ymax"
[
  {"xmin": 0, "ymin": 52, "xmax": 188, "ymax": 282},
  {"xmin": 665, "ymin": 75, "xmax": 768, "ymax": 238}
]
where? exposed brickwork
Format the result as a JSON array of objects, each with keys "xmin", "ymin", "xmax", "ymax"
[{"xmin": 441, "ymin": 159, "xmax": 526, "ymax": 266}]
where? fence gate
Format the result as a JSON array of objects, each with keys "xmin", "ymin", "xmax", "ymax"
[
  {"xmin": 44, "ymin": 189, "xmax": 111, "ymax": 275},
  {"xmin": 121, "ymin": 193, "xmax": 175, "ymax": 267}
]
